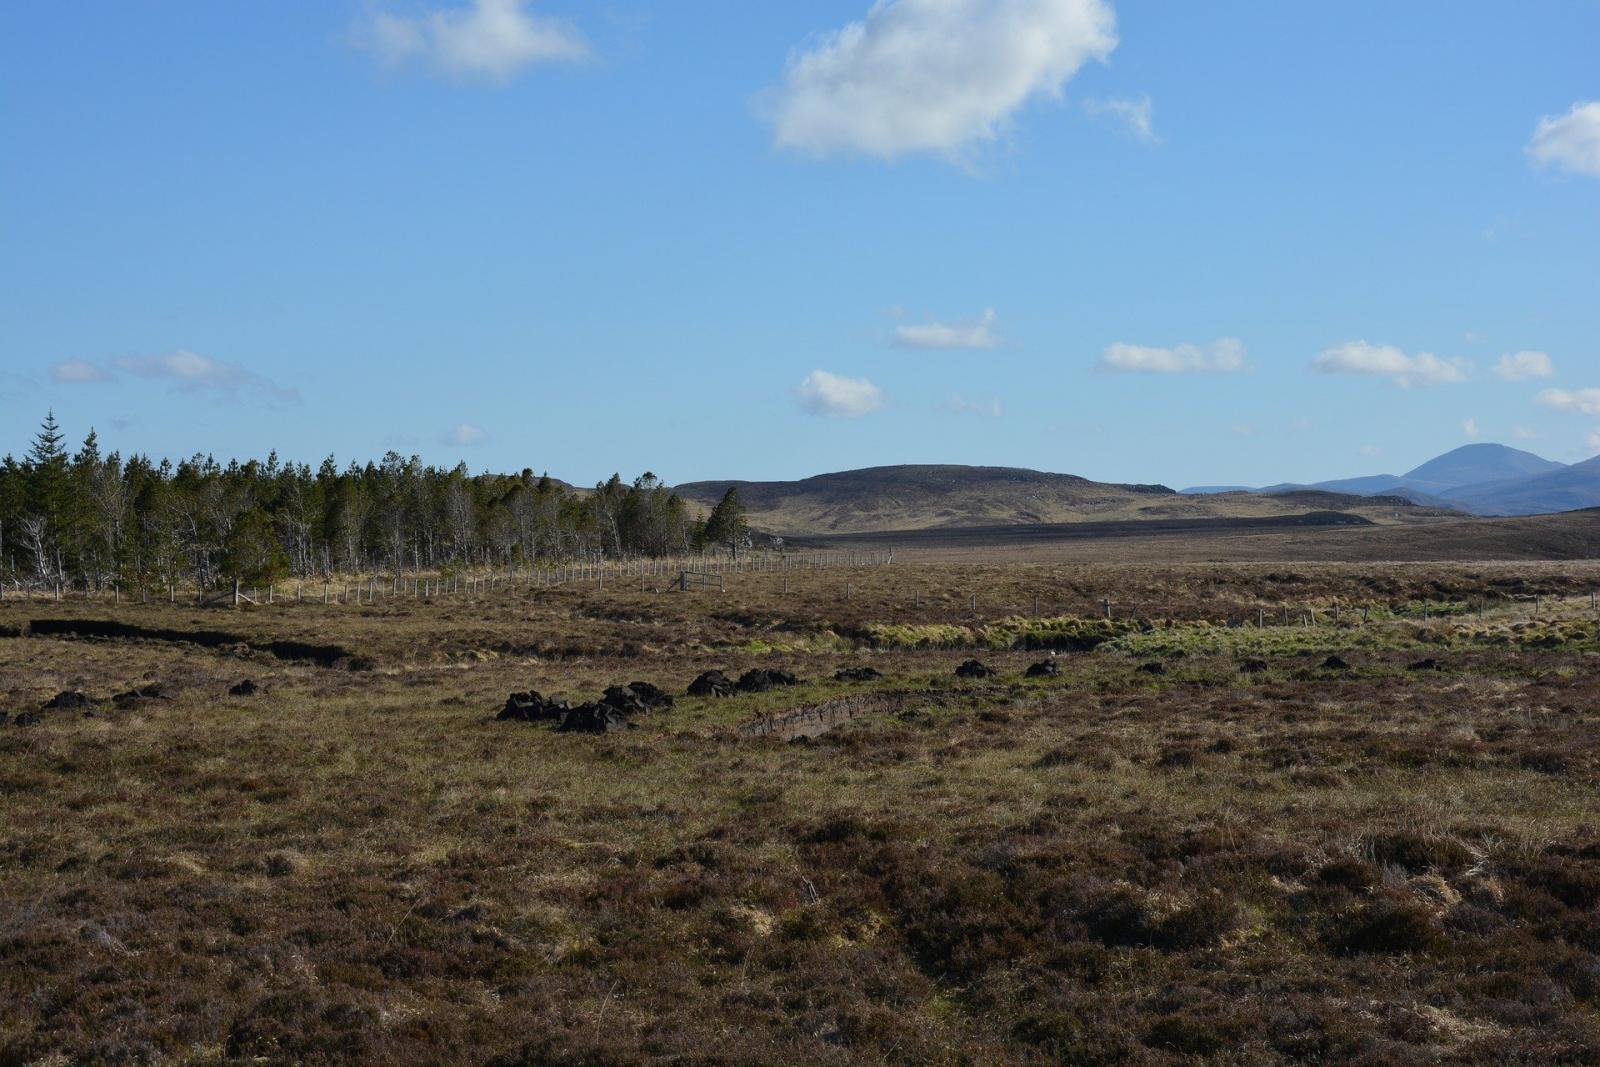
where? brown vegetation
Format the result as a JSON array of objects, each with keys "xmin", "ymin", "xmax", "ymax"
[{"xmin": 4, "ymin": 555, "xmax": 1600, "ymax": 1063}]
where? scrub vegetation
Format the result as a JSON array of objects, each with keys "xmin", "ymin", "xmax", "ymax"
[{"xmin": 4, "ymin": 557, "xmax": 1600, "ymax": 1063}]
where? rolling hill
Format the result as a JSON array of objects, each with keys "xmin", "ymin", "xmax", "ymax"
[{"xmin": 674, "ymin": 465, "xmax": 1449, "ymax": 536}]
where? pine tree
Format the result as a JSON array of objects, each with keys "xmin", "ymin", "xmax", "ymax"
[
  {"xmin": 704, "ymin": 487, "xmax": 748, "ymax": 557},
  {"xmin": 24, "ymin": 411, "xmax": 71, "ymax": 579}
]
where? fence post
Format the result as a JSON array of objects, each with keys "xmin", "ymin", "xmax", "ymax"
[
  {"xmin": 1103, "ymin": 598, "xmax": 1111, "ymax": 620},
  {"xmin": 233, "ymin": 578, "xmax": 240, "ymax": 608}
]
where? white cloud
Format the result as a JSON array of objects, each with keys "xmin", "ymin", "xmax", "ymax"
[
  {"xmin": 50, "ymin": 359, "xmax": 112, "ymax": 384},
  {"xmin": 356, "ymin": 0, "xmax": 588, "ymax": 81},
  {"xmin": 115, "ymin": 350, "xmax": 300, "ymax": 402},
  {"xmin": 763, "ymin": 0, "xmax": 1118, "ymax": 161},
  {"xmin": 1513, "ymin": 425, "xmax": 1539, "ymax": 441},
  {"xmin": 1590, "ymin": 428, "xmax": 1600, "ymax": 454},
  {"xmin": 447, "ymin": 423, "xmax": 489, "ymax": 446},
  {"xmin": 1311, "ymin": 341, "xmax": 1469, "ymax": 388},
  {"xmin": 1083, "ymin": 94, "xmax": 1159, "ymax": 144},
  {"xmin": 895, "ymin": 308, "xmax": 998, "ymax": 349},
  {"xmin": 1493, "ymin": 350, "xmax": 1555, "ymax": 381},
  {"xmin": 1098, "ymin": 337, "xmax": 1246, "ymax": 375},
  {"xmin": 1463, "ymin": 331, "xmax": 1486, "ymax": 344},
  {"xmin": 1359, "ymin": 445, "xmax": 1383, "ymax": 458},
  {"xmin": 797, "ymin": 370, "xmax": 884, "ymax": 417},
  {"xmin": 1463, "ymin": 418, "xmax": 1480, "ymax": 440},
  {"xmin": 1527, "ymin": 101, "xmax": 1600, "ymax": 178},
  {"xmin": 1538, "ymin": 387, "xmax": 1600, "ymax": 417},
  {"xmin": 948, "ymin": 393, "xmax": 1003, "ymax": 417}
]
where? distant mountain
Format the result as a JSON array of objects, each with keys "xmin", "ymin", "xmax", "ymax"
[
  {"xmin": 1191, "ymin": 443, "xmax": 1576, "ymax": 516},
  {"xmin": 1402, "ymin": 444, "xmax": 1565, "ymax": 492},
  {"xmin": 675, "ymin": 464, "xmax": 1435, "ymax": 536},
  {"xmin": 1446, "ymin": 455, "xmax": 1600, "ymax": 516}
]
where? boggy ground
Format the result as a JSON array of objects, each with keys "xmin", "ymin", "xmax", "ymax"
[{"xmin": 4, "ymin": 562, "xmax": 1600, "ymax": 1064}]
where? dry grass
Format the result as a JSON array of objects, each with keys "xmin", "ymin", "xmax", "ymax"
[{"xmin": 4, "ymin": 559, "xmax": 1600, "ymax": 1063}]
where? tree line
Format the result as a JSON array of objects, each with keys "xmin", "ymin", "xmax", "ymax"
[{"xmin": 0, "ymin": 413, "xmax": 750, "ymax": 589}]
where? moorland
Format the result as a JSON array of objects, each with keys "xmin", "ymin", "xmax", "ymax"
[{"xmin": 5, "ymin": 537, "xmax": 1600, "ymax": 1064}]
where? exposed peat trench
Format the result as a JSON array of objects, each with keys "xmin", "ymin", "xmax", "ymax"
[
  {"xmin": 737, "ymin": 691, "xmax": 919, "ymax": 741},
  {"xmin": 22, "ymin": 619, "xmax": 364, "ymax": 669}
]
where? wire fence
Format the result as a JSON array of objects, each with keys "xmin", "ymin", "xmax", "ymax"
[{"xmin": 0, "ymin": 549, "xmax": 898, "ymax": 608}]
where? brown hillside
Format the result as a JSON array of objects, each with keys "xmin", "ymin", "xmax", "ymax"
[{"xmin": 675, "ymin": 465, "xmax": 1457, "ymax": 536}]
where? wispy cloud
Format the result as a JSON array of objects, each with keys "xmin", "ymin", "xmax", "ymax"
[
  {"xmin": 1538, "ymin": 387, "xmax": 1600, "ymax": 416},
  {"xmin": 355, "ymin": 0, "xmax": 588, "ymax": 81},
  {"xmin": 1083, "ymin": 94, "xmax": 1159, "ymax": 144},
  {"xmin": 113, "ymin": 350, "xmax": 300, "ymax": 403},
  {"xmin": 1513, "ymin": 426, "xmax": 1539, "ymax": 441},
  {"xmin": 797, "ymin": 370, "xmax": 884, "ymax": 418},
  {"xmin": 1098, "ymin": 338, "xmax": 1245, "ymax": 375},
  {"xmin": 1493, "ymin": 350, "xmax": 1555, "ymax": 381},
  {"xmin": 895, "ymin": 308, "xmax": 999, "ymax": 350},
  {"xmin": 947, "ymin": 394, "xmax": 1003, "ymax": 418},
  {"xmin": 49, "ymin": 359, "xmax": 113, "ymax": 384},
  {"xmin": 445, "ymin": 423, "xmax": 490, "ymax": 447},
  {"xmin": 761, "ymin": 0, "xmax": 1118, "ymax": 162},
  {"xmin": 1463, "ymin": 418, "xmax": 1480, "ymax": 440},
  {"xmin": 1527, "ymin": 101, "xmax": 1600, "ymax": 178},
  {"xmin": 1311, "ymin": 341, "xmax": 1469, "ymax": 388}
]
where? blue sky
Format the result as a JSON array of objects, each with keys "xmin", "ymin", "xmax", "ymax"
[{"xmin": 2, "ymin": 0, "xmax": 1597, "ymax": 488}]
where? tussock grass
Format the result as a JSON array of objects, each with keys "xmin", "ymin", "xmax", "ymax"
[{"xmin": 4, "ymin": 560, "xmax": 1600, "ymax": 1062}]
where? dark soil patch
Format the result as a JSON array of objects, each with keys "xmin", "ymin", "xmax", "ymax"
[
  {"xmin": 688, "ymin": 670, "xmax": 736, "ymax": 698},
  {"xmin": 736, "ymin": 669, "xmax": 800, "ymax": 693},
  {"xmin": 28, "ymin": 619, "xmax": 363, "ymax": 669}
]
